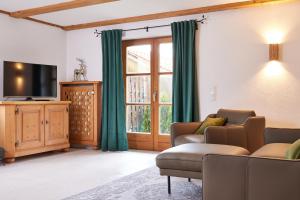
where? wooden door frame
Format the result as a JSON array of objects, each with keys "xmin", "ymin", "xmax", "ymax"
[
  {"xmin": 122, "ymin": 36, "xmax": 172, "ymax": 151},
  {"xmin": 153, "ymin": 37, "xmax": 172, "ymax": 151}
]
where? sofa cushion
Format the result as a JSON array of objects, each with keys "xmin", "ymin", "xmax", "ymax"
[
  {"xmin": 285, "ymin": 139, "xmax": 300, "ymax": 159},
  {"xmin": 174, "ymin": 134, "xmax": 204, "ymax": 146},
  {"xmin": 217, "ymin": 109, "xmax": 256, "ymax": 125},
  {"xmin": 194, "ymin": 117, "xmax": 226, "ymax": 135},
  {"xmin": 251, "ymin": 143, "xmax": 291, "ymax": 159},
  {"xmin": 156, "ymin": 143, "xmax": 249, "ymax": 172}
]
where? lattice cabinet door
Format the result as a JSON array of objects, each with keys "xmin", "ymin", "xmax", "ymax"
[{"xmin": 60, "ymin": 81, "xmax": 102, "ymax": 149}]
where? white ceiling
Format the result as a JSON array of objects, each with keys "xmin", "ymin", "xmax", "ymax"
[{"xmin": 0, "ymin": 0, "xmax": 241, "ymax": 26}]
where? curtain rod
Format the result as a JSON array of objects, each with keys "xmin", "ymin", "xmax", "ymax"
[{"xmin": 94, "ymin": 15, "xmax": 207, "ymax": 37}]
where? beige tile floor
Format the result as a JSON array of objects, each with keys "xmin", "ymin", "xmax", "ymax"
[{"xmin": 0, "ymin": 149, "xmax": 157, "ymax": 200}]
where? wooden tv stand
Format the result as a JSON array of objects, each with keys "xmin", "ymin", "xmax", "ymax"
[{"xmin": 0, "ymin": 101, "xmax": 71, "ymax": 163}]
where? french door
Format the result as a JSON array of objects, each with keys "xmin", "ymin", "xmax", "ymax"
[{"xmin": 123, "ymin": 37, "xmax": 173, "ymax": 151}]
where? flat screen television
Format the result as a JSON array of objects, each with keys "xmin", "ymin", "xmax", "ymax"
[{"xmin": 3, "ymin": 61, "xmax": 57, "ymax": 99}]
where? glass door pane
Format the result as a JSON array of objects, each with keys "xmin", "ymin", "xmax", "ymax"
[
  {"xmin": 126, "ymin": 105, "xmax": 151, "ymax": 133},
  {"xmin": 159, "ymin": 75, "xmax": 172, "ymax": 103},
  {"xmin": 159, "ymin": 105, "xmax": 172, "ymax": 134},
  {"xmin": 158, "ymin": 42, "xmax": 173, "ymax": 135},
  {"xmin": 125, "ymin": 44, "xmax": 152, "ymax": 135},
  {"xmin": 126, "ymin": 45, "xmax": 151, "ymax": 74},
  {"xmin": 126, "ymin": 76, "xmax": 151, "ymax": 103},
  {"xmin": 159, "ymin": 43, "xmax": 173, "ymax": 72}
]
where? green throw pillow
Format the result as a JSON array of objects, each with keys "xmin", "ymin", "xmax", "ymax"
[
  {"xmin": 195, "ymin": 117, "xmax": 226, "ymax": 135},
  {"xmin": 285, "ymin": 139, "xmax": 300, "ymax": 160}
]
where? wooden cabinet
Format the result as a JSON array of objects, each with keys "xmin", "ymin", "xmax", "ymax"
[
  {"xmin": 0, "ymin": 101, "xmax": 71, "ymax": 163},
  {"xmin": 60, "ymin": 81, "xmax": 102, "ymax": 149}
]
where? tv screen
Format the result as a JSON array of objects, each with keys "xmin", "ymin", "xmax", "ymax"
[{"xmin": 3, "ymin": 61, "xmax": 57, "ymax": 98}]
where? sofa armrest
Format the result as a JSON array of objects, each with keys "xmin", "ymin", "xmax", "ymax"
[
  {"xmin": 244, "ymin": 116, "xmax": 265, "ymax": 152},
  {"xmin": 203, "ymin": 154, "xmax": 249, "ymax": 200},
  {"xmin": 204, "ymin": 126, "xmax": 247, "ymax": 149},
  {"xmin": 203, "ymin": 154, "xmax": 300, "ymax": 200},
  {"xmin": 170, "ymin": 122, "xmax": 202, "ymax": 146},
  {"xmin": 265, "ymin": 127, "xmax": 300, "ymax": 144}
]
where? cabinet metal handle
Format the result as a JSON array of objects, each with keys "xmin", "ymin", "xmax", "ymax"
[
  {"xmin": 15, "ymin": 140, "xmax": 19, "ymax": 147},
  {"xmin": 88, "ymin": 91, "xmax": 95, "ymax": 95},
  {"xmin": 41, "ymin": 121, "xmax": 44, "ymax": 125},
  {"xmin": 15, "ymin": 107, "xmax": 19, "ymax": 115},
  {"xmin": 45, "ymin": 120, "xmax": 49, "ymax": 124}
]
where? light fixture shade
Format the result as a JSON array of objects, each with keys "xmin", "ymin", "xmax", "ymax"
[{"xmin": 269, "ymin": 44, "xmax": 279, "ymax": 60}]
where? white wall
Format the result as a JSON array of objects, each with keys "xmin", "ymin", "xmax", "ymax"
[
  {"xmin": 0, "ymin": 14, "xmax": 66, "ymax": 100},
  {"xmin": 66, "ymin": 1, "xmax": 300, "ymax": 128}
]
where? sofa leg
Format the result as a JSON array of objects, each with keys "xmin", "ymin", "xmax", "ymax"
[
  {"xmin": 188, "ymin": 178, "xmax": 191, "ymax": 182},
  {"xmin": 168, "ymin": 176, "xmax": 171, "ymax": 194}
]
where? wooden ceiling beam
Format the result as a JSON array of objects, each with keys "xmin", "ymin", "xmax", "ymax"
[
  {"xmin": 0, "ymin": 9, "xmax": 64, "ymax": 29},
  {"xmin": 10, "ymin": 0, "xmax": 119, "ymax": 18},
  {"xmin": 62, "ymin": 0, "xmax": 289, "ymax": 31},
  {"xmin": 0, "ymin": 0, "xmax": 294, "ymax": 31}
]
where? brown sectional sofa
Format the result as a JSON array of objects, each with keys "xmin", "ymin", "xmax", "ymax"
[
  {"xmin": 157, "ymin": 109, "xmax": 266, "ymax": 194},
  {"xmin": 202, "ymin": 128, "xmax": 300, "ymax": 200}
]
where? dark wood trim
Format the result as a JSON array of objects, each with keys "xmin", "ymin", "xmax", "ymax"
[
  {"xmin": 126, "ymin": 103, "xmax": 151, "ymax": 106},
  {"xmin": 125, "ymin": 73, "xmax": 151, "ymax": 76},
  {"xmin": 0, "ymin": 9, "xmax": 10, "ymax": 15},
  {"xmin": 10, "ymin": 0, "xmax": 119, "ymax": 18}
]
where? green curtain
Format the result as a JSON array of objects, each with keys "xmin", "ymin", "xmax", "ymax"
[
  {"xmin": 171, "ymin": 20, "xmax": 199, "ymax": 122},
  {"xmin": 101, "ymin": 29, "xmax": 128, "ymax": 151}
]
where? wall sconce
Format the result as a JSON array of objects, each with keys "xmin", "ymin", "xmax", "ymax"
[{"xmin": 269, "ymin": 44, "xmax": 279, "ymax": 61}]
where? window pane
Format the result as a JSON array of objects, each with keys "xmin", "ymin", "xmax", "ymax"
[
  {"xmin": 159, "ymin": 43, "xmax": 173, "ymax": 72},
  {"xmin": 159, "ymin": 75, "xmax": 172, "ymax": 103},
  {"xmin": 126, "ymin": 76, "xmax": 151, "ymax": 103},
  {"xmin": 126, "ymin": 45, "xmax": 151, "ymax": 74},
  {"xmin": 126, "ymin": 105, "xmax": 151, "ymax": 133},
  {"xmin": 159, "ymin": 105, "xmax": 172, "ymax": 134}
]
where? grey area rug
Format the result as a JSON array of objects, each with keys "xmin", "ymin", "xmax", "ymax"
[{"xmin": 64, "ymin": 167, "xmax": 202, "ymax": 200}]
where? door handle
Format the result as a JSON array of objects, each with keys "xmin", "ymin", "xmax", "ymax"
[
  {"xmin": 15, "ymin": 140, "xmax": 20, "ymax": 147},
  {"xmin": 45, "ymin": 120, "xmax": 49, "ymax": 124},
  {"xmin": 153, "ymin": 91, "xmax": 157, "ymax": 102}
]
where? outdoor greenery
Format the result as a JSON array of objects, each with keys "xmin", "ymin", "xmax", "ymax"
[
  {"xmin": 159, "ymin": 93, "xmax": 172, "ymax": 134},
  {"xmin": 141, "ymin": 106, "xmax": 151, "ymax": 132},
  {"xmin": 139, "ymin": 93, "xmax": 172, "ymax": 134},
  {"xmin": 160, "ymin": 106, "xmax": 172, "ymax": 134}
]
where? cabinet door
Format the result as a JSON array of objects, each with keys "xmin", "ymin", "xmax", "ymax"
[
  {"xmin": 15, "ymin": 105, "xmax": 45, "ymax": 151},
  {"xmin": 61, "ymin": 86, "xmax": 94, "ymax": 142},
  {"xmin": 45, "ymin": 105, "xmax": 69, "ymax": 146}
]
